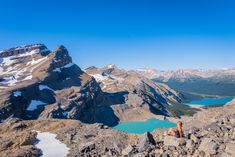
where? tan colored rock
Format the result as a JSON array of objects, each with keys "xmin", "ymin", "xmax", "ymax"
[
  {"xmin": 122, "ymin": 145, "xmax": 134, "ymax": 156},
  {"xmin": 164, "ymin": 136, "xmax": 179, "ymax": 147},
  {"xmin": 225, "ymin": 142, "xmax": 235, "ymax": 156},
  {"xmin": 198, "ymin": 138, "xmax": 219, "ymax": 155}
]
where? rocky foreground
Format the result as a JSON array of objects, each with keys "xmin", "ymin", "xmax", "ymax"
[{"xmin": 0, "ymin": 102, "xmax": 234, "ymax": 157}]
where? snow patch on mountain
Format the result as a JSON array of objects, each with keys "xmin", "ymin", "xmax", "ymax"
[
  {"xmin": 13, "ymin": 91, "xmax": 22, "ymax": 97},
  {"xmin": 27, "ymin": 100, "xmax": 47, "ymax": 111},
  {"xmin": 35, "ymin": 131, "xmax": 70, "ymax": 157},
  {"xmin": 39, "ymin": 85, "xmax": 54, "ymax": 91},
  {"xmin": 91, "ymin": 74, "xmax": 108, "ymax": 82}
]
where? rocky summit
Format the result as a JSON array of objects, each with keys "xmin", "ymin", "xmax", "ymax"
[
  {"xmin": 0, "ymin": 44, "xmax": 234, "ymax": 157},
  {"xmin": 0, "ymin": 44, "xmax": 104, "ymax": 123}
]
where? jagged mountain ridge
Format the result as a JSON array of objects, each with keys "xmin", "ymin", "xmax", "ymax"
[
  {"xmin": 136, "ymin": 68, "xmax": 235, "ymax": 81},
  {"xmin": 0, "ymin": 44, "xmax": 195, "ymax": 127},
  {"xmin": 85, "ymin": 64, "xmax": 196, "ymax": 120},
  {"xmin": 0, "ymin": 44, "xmax": 105, "ymax": 123},
  {"xmin": 136, "ymin": 68, "xmax": 235, "ymax": 96}
]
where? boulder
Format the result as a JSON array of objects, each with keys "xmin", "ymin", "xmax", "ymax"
[
  {"xmin": 163, "ymin": 136, "xmax": 179, "ymax": 147},
  {"xmin": 122, "ymin": 145, "xmax": 134, "ymax": 156},
  {"xmin": 198, "ymin": 138, "xmax": 219, "ymax": 155},
  {"xmin": 79, "ymin": 141, "xmax": 95, "ymax": 153},
  {"xmin": 136, "ymin": 132, "xmax": 156, "ymax": 152}
]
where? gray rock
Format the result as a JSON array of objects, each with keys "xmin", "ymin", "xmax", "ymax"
[
  {"xmin": 205, "ymin": 122, "xmax": 222, "ymax": 133},
  {"xmin": 122, "ymin": 145, "xmax": 134, "ymax": 156},
  {"xmin": 11, "ymin": 122, "xmax": 27, "ymax": 130},
  {"xmin": 133, "ymin": 152, "xmax": 146, "ymax": 157},
  {"xmin": 220, "ymin": 152, "xmax": 233, "ymax": 157},
  {"xmin": 163, "ymin": 136, "xmax": 179, "ymax": 147},
  {"xmin": 160, "ymin": 153, "xmax": 170, "ymax": 157},
  {"xmin": 225, "ymin": 142, "xmax": 235, "ymax": 155},
  {"xmin": 79, "ymin": 141, "xmax": 95, "ymax": 153},
  {"xmin": 190, "ymin": 134, "xmax": 199, "ymax": 143},
  {"xmin": 198, "ymin": 138, "xmax": 219, "ymax": 155},
  {"xmin": 136, "ymin": 132, "xmax": 156, "ymax": 152},
  {"xmin": 186, "ymin": 140, "xmax": 194, "ymax": 149}
]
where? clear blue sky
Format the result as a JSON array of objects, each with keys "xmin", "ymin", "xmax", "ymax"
[{"xmin": 0, "ymin": 0, "xmax": 235, "ymax": 70}]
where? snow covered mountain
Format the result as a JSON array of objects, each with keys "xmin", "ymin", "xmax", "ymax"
[
  {"xmin": 0, "ymin": 44, "xmax": 104, "ymax": 123},
  {"xmin": 0, "ymin": 44, "xmax": 196, "ymax": 126},
  {"xmin": 136, "ymin": 68, "xmax": 235, "ymax": 96}
]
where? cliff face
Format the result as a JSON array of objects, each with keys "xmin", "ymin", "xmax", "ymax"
[{"xmin": 0, "ymin": 44, "xmax": 103, "ymax": 123}]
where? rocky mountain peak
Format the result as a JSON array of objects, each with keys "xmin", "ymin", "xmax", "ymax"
[
  {"xmin": 105, "ymin": 64, "xmax": 117, "ymax": 69},
  {"xmin": 0, "ymin": 44, "xmax": 106, "ymax": 124},
  {"xmin": 50, "ymin": 45, "xmax": 73, "ymax": 70}
]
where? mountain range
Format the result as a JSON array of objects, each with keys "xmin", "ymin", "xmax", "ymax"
[
  {"xmin": 0, "ymin": 44, "xmax": 235, "ymax": 157},
  {"xmin": 136, "ymin": 68, "xmax": 235, "ymax": 96},
  {"xmin": 0, "ymin": 44, "xmax": 196, "ymax": 127}
]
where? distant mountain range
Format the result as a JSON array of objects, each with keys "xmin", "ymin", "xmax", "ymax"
[
  {"xmin": 0, "ymin": 44, "xmax": 196, "ymax": 126},
  {"xmin": 135, "ymin": 68, "xmax": 235, "ymax": 96}
]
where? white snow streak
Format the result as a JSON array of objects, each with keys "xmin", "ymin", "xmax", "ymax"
[{"xmin": 27, "ymin": 100, "xmax": 47, "ymax": 111}]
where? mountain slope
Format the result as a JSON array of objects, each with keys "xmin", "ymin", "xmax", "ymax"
[
  {"xmin": 0, "ymin": 44, "xmax": 107, "ymax": 123},
  {"xmin": 85, "ymin": 65, "xmax": 196, "ymax": 120},
  {"xmin": 0, "ymin": 44, "xmax": 197, "ymax": 127}
]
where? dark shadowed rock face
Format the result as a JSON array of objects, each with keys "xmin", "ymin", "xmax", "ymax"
[{"xmin": 0, "ymin": 44, "xmax": 50, "ymax": 58}]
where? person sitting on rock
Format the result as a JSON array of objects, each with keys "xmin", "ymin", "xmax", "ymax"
[{"xmin": 167, "ymin": 121, "xmax": 183, "ymax": 143}]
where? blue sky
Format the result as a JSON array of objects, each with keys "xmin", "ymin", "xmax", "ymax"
[{"xmin": 0, "ymin": 0, "xmax": 235, "ymax": 70}]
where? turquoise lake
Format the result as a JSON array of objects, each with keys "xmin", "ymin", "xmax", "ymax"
[
  {"xmin": 187, "ymin": 97, "xmax": 234, "ymax": 106},
  {"xmin": 114, "ymin": 118, "xmax": 176, "ymax": 134}
]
